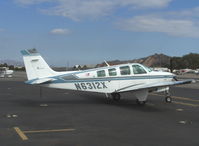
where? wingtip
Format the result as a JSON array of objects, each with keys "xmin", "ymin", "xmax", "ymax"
[{"xmin": 192, "ymin": 79, "xmax": 196, "ymax": 83}]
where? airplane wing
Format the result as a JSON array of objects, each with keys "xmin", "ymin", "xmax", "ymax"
[
  {"xmin": 25, "ymin": 78, "xmax": 55, "ymax": 85},
  {"xmin": 116, "ymin": 79, "xmax": 195, "ymax": 93}
]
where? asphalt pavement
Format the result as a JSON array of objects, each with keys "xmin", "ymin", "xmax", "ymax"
[{"xmin": 0, "ymin": 72, "xmax": 199, "ymax": 146}]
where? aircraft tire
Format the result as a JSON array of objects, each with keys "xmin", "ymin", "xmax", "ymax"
[
  {"xmin": 111, "ymin": 93, "xmax": 121, "ymax": 101},
  {"xmin": 165, "ymin": 96, "xmax": 172, "ymax": 103},
  {"xmin": 136, "ymin": 99, "xmax": 146, "ymax": 105},
  {"xmin": 106, "ymin": 98, "xmax": 112, "ymax": 104}
]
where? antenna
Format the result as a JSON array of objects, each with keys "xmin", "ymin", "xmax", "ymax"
[{"xmin": 104, "ymin": 60, "xmax": 110, "ymax": 66}]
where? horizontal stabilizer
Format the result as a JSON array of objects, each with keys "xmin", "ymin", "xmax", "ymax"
[{"xmin": 25, "ymin": 78, "xmax": 55, "ymax": 85}]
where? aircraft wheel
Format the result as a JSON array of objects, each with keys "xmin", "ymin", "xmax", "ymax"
[
  {"xmin": 106, "ymin": 97, "xmax": 112, "ymax": 104},
  {"xmin": 111, "ymin": 93, "xmax": 121, "ymax": 101},
  {"xmin": 165, "ymin": 96, "xmax": 172, "ymax": 103},
  {"xmin": 136, "ymin": 99, "xmax": 146, "ymax": 105}
]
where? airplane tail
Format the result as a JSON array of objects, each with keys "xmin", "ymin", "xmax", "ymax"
[{"xmin": 21, "ymin": 49, "xmax": 57, "ymax": 80}]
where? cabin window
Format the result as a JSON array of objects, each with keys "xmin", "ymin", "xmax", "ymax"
[
  {"xmin": 120, "ymin": 66, "xmax": 130, "ymax": 75},
  {"xmin": 97, "ymin": 70, "xmax": 106, "ymax": 77},
  {"xmin": 132, "ymin": 65, "xmax": 147, "ymax": 74},
  {"xmin": 108, "ymin": 68, "xmax": 117, "ymax": 76}
]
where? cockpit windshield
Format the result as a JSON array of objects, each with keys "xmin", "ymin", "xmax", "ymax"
[
  {"xmin": 143, "ymin": 65, "xmax": 153, "ymax": 72},
  {"xmin": 132, "ymin": 65, "xmax": 147, "ymax": 74}
]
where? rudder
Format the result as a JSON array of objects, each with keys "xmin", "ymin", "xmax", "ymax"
[{"xmin": 21, "ymin": 49, "xmax": 56, "ymax": 80}]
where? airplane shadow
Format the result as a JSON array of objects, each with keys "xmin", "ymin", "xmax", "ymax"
[{"xmin": 12, "ymin": 92, "xmax": 166, "ymax": 112}]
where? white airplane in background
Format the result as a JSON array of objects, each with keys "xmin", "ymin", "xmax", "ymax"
[
  {"xmin": 0, "ymin": 67, "xmax": 14, "ymax": 78},
  {"xmin": 21, "ymin": 49, "xmax": 194, "ymax": 105}
]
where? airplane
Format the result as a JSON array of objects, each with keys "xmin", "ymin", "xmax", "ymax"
[
  {"xmin": 21, "ymin": 49, "xmax": 194, "ymax": 105},
  {"xmin": 0, "ymin": 67, "xmax": 14, "ymax": 78}
]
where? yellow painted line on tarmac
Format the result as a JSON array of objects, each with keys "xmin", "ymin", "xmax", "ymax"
[
  {"xmin": 23, "ymin": 128, "xmax": 75, "ymax": 134},
  {"xmin": 13, "ymin": 127, "xmax": 28, "ymax": 141},
  {"xmin": 14, "ymin": 127, "xmax": 75, "ymax": 141},
  {"xmin": 173, "ymin": 101, "xmax": 199, "ymax": 107},
  {"xmin": 172, "ymin": 95, "xmax": 199, "ymax": 102},
  {"xmin": 150, "ymin": 93, "xmax": 199, "ymax": 107},
  {"xmin": 150, "ymin": 93, "xmax": 199, "ymax": 102},
  {"xmin": 149, "ymin": 93, "xmax": 165, "ymax": 97}
]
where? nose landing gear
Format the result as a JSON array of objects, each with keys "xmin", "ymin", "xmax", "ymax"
[
  {"xmin": 165, "ymin": 96, "xmax": 172, "ymax": 103},
  {"xmin": 165, "ymin": 91, "xmax": 172, "ymax": 103}
]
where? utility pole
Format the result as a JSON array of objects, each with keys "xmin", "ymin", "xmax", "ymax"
[{"xmin": 170, "ymin": 58, "xmax": 173, "ymax": 73}]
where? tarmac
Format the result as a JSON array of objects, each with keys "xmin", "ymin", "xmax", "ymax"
[{"xmin": 0, "ymin": 71, "xmax": 199, "ymax": 146}]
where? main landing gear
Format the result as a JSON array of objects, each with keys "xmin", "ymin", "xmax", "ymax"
[
  {"xmin": 136, "ymin": 99, "xmax": 146, "ymax": 105},
  {"xmin": 165, "ymin": 91, "xmax": 172, "ymax": 103},
  {"xmin": 111, "ymin": 93, "xmax": 121, "ymax": 102},
  {"xmin": 105, "ymin": 93, "xmax": 121, "ymax": 103}
]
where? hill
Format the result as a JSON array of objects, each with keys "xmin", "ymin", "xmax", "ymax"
[{"xmin": 96, "ymin": 54, "xmax": 171, "ymax": 68}]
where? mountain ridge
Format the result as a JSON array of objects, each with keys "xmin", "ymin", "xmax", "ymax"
[{"xmin": 96, "ymin": 53, "xmax": 171, "ymax": 68}]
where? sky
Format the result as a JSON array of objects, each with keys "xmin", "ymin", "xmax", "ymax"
[{"xmin": 0, "ymin": 0, "xmax": 199, "ymax": 66}]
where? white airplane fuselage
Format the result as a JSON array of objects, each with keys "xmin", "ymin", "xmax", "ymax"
[{"xmin": 33, "ymin": 64, "xmax": 173, "ymax": 97}]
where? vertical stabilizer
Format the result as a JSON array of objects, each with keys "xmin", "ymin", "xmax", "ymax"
[{"xmin": 21, "ymin": 49, "xmax": 56, "ymax": 80}]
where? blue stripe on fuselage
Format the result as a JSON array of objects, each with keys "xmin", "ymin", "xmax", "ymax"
[
  {"xmin": 26, "ymin": 74, "xmax": 173, "ymax": 85},
  {"xmin": 50, "ymin": 75, "xmax": 173, "ymax": 84}
]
